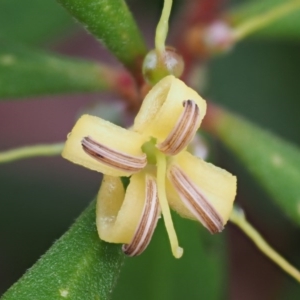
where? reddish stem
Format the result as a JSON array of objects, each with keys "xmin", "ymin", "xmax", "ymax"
[
  {"xmin": 103, "ymin": 67, "xmax": 140, "ymax": 112},
  {"xmin": 128, "ymin": 55, "xmax": 146, "ymax": 89},
  {"xmin": 119, "ymin": 0, "xmax": 228, "ymax": 114},
  {"xmin": 171, "ymin": 0, "xmax": 227, "ymax": 80},
  {"xmin": 201, "ymin": 101, "xmax": 225, "ymax": 135}
]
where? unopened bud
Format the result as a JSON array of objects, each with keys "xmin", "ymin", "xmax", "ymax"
[
  {"xmin": 185, "ymin": 20, "xmax": 234, "ymax": 58},
  {"xmin": 142, "ymin": 46, "xmax": 184, "ymax": 85}
]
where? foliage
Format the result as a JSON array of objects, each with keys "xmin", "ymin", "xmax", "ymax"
[
  {"xmin": 1, "ymin": 0, "xmax": 300, "ymax": 299},
  {"xmin": 0, "ymin": 41, "xmax": 111, "ymax": 99},
  {"xmin": 2, "ymin": 201, "xmax": 124, "ymax": 300}
]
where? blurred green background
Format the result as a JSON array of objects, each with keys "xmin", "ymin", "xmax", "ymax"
[{"xmin": 1, "ymin": 0, "xmax": 300, "ymax": 299}]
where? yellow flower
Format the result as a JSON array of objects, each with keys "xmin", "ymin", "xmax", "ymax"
[{"xmin": 62, "ymin": 75, "xmax": 237, "ymax": 258}]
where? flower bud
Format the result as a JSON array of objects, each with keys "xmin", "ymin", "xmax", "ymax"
[
  {"xmin": 142, "ymin": 47, "xmax": 184, "ymax": 85},
  {"xmin": 185, "ymin": 21, "xmax": 234, "ymax": 58}
]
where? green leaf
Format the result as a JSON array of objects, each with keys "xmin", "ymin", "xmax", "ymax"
[
  {"xmin": 57, "ymin": 0, "xmax": 147, "ymax": 76},
  {"xmin": 0, "ymin": 41, "xmax": 114, "ymax": 99},
  {"xmin": 229, "ymin": 0, "xmax": 300, "ymax": 39},
  {"xmin": 1, "ymin": 200, "xmax": 124, "ymax": 300},
  {"xmin": 280, "ymin": 257, "xmax": 300, "ymax": 299},
  {"xmin": 204, "ymin": 105, "xmax": 300, "ymax": 226},
  {"xmin": 0, "ymin": 0, "xmax": 74, "ymax": 45},
  {"xmin": 113, "ymin": 213, "xmax": 227, "ymax": 300}
]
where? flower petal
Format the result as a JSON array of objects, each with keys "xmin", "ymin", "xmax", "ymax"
[
  {"xmin": 133, "ymin": 75, "xmax": 206, "ymax": 144},
  {"xmin": 62, "ymin": 115, "xmax": 147, "ymax": 177},
  {"xmin": 168, "ymin": 165, "xmax": 223, "ymax": 233},
  {"xmin": 96, "ymin": 173, "xmax": 159, "ymax": 245},
  {"xmin": 122, "ymin": 175, "xmax": 160, "ymax": 256},
  {"xmin": 82, "ymin": 136, "xmax": 147, "ymax": 173},
  {"xmin": 157, "ymin": 99, "xmax": 201, "ymax": 155},
  {"xmin": 167, "ymin": 151, "xmax": 237, "ymax": 230}
]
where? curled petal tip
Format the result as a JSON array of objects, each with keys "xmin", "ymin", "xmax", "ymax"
[
  {"xmin": 82, "ymin": 136, "xmax": 147, "ymax": 174},
  {"xmin": 123, "ymin": 176, "xmax": 160, "ymax": 256},
  {"xmin": 168, "ymin": 165, "xmax": 224, "ymax": 233},
  {"xmin": 157, "ymin": 100, "xmax": 201, "ymax": 155}
]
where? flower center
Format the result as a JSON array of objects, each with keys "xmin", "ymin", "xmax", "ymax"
[
  {"xmin": 141, "ymin": 138, "xmax": 157, "ymax": 165},
  {"xmin": 142, "ymin": 138, "xmax": 183, "ymax": 258}
]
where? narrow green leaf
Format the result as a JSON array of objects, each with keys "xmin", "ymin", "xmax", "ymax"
[
  {"xmin": 0, "ymin": 0, "xmax": 74, "ymax": 45},
  {"xmin": 204, "ymin": 105, "xmax": 300, "ymax": 226},
  {"xmin": 1, "ymin": 200, "xmax": 124, "ymax": 300},
  {"xmin": 113, "ymin": 213, "xmax": 227, "ymax": 300},
  {"xmin": 229, "ymin": 0, "xmax": 300, "ymax": 39},
  {"xmin": 0, "ymin": 41, "xmax": 113, "ymax": 99},
  {"xmin": 56, "ymin": 0, "xmax": 147, "ymax": 76}
]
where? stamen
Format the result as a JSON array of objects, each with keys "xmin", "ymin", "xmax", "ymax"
[
  {"xmin": 157, "ymin": 100, "xmax": 200, "ymax": 155},
  {"xmin": 82, "ymin": 136, "xmax": 147, "ymax": 173},
  {"xmin": 156, "ymin": 150, "xmax": 183, "ymax": 258},
  {"xmin": 122, "ymin": 176, "xmax": 160, "ymax": 256},
  {"xmin": 168, "ymin": 165, "xmax": 224, "ymax": 233}
]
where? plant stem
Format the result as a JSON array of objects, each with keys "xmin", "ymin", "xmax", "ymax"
[
  {"xmin": 155, "ymin": 0, "xmax": 173, "ymax": 53},
  {"xmin": 230, "ymin": 206, "xmax": 300, "ymax": 283},
  {"xmin": 232, "ymin": 0, "xmax": 300, "ymax": 41},
  {"xmin": 0, "ymin": 143, "xmax": 64, "ymax": 164},
  {"xmin": 172, "ymin": 0, "xmax": 221, "ymax": 80}
]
